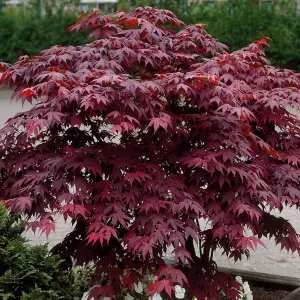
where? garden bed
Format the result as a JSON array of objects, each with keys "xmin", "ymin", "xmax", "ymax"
[
  {"xmin": 220, "ymin": 267, "xmax": 300, "ymax": 300},
  {"xmin": 252, "ymin": 284, "xmax": 290, "ymax": 300}
]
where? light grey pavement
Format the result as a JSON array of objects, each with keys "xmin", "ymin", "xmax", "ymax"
[
  {"xmin": 0, "ymin": 89, "xmax": 31, "ymax": 123},
  {"xmin": 214, "ymin": 207, "xmax": 300, "ymax": 277},
  {"xmin": 1, "ymin": 88, "xmax": 300, "ymax": 278}
]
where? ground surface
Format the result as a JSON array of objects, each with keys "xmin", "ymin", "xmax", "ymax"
[
  {"xmin": 1, "ymin": 88, "xmax": 300, "ymax": 280},
  {"xmin": 252, "ymin": 286, "xmax": 290, "ymax": 300}
]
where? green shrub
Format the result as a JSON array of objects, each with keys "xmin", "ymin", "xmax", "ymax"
[
  {"xmin": 0, "ymin": 7, "xmax": 86, "ymax": 64},
  {"xmin": 2, "ymin": 0, "xmax": 300, "ymax": 69},
  {"xmin": 190, "ymin": 0, "xmax": 300, "ymax": 70},
  {"xmin": 0, "ymin": 203, "xmax": 86, "ymax": 300}
]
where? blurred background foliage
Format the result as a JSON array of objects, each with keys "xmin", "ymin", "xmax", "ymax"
[
  {"xmin": 189, "ymin": 0, "xmax": 300, "ymax": 70},
  {"xmin": 0, "ymin": 0, "xmax": 86, "ymax": 63},
  {"xmin": 1, "ymin": 0, "xmax": 300, "ymax": 70}
]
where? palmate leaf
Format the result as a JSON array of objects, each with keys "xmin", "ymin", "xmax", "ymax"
[
  {"xmin": 87, "ymin": 285, "xmax": 115, "ymax": 300},
  {"xmin": 147, "ymin": 279, "xmax": 175, "ymax": 298},
  {"xmin": 1, "ymin": 5, "xmax": 300, "ymax": 300},
  {"xmin": 4, "ymin": 197, "xmax": 34, "ymax": 213}
]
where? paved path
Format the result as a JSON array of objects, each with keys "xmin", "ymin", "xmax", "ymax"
[
  {"xmin": 1, "ymin": 88, "xmax": 300, "ymax": 278},
  {"xmin": 0, "ymin": 89, "xmax": 31, "ymax": 123}
]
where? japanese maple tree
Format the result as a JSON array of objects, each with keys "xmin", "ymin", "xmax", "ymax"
[{"xmin": 1, "ymin": 6, "xmax": 300, "ymax": 299}]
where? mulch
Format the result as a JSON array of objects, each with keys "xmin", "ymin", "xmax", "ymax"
[{"xmin": 252, "ymin": 286, "xmax": 290, "ymax": 300}]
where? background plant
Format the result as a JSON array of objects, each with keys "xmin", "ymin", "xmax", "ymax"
[
  {"xmin": 190, "ymin": 0, "xmax": 300, "ymax": 70},
  {"xmin": 0, "ymin": 4, "xmax": 86, "ymax": 64},
  {"xmin": 2, "ymin": 0, "xmax": 300, "ymax": 70},
  {"xmin": 0, "ymin": 203, "xmax": 86, "ymax": 300},
  {"xmin": 1, "ymin": 6, "xmax": 300, "ymax": 300}
]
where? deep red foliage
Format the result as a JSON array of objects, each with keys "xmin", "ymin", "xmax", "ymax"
[{"xmin": 1, "ymin": 7, "xmax": 300, "ymax": 299}]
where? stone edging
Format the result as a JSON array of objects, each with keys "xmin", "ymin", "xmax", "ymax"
[
  {"xmin": 219, "ymin": 267, "xmax": 300, "ymax": 300},
  {"xmin": 219, "ymin": 266, "xmax": 300, "ymax": 288},
  {"xmin": 165, "ymin": 256, "xmax": 300, "ymax": 288},
  {"xmin": 282, "ymin": 287, "xmax": 300, "ymax": 300}
]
